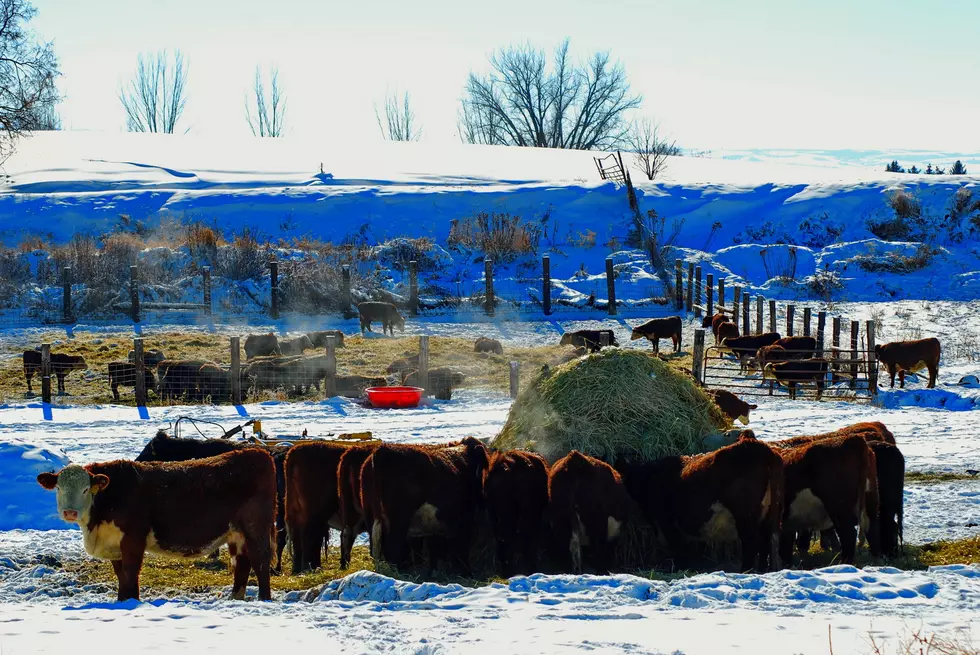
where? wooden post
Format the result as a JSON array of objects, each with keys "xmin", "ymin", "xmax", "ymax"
[
  {"xmin": 133, "ymin": 338, "xmax": 147, "ymax": 407},
  {"xmin": 850, "ymin": 321, "xmax": 860, "ymax": 389},
  {"xmin": 756, "ymin": 296, "xmax": 763, "ymax": 335},
  {"xmin": 230, "ymin": 337, "xmax": 242, "ymax": 405},
  {"xmin": 742, "ymin": 294, "xmax": 750, "ymax": 334},
  {"xmin": 675, "ymin": 260, "xmax": 683, "ymax": 310},
  {"xmin": 40, "ymin": 343, "xmax": 51, "ymax": 403},
  {"xmin": 816, "ymin": 312, "xmax": 827, "ymax": 357},
  {"xmin": 509, "ymin": 361, "xmax": 519, "ymax": 400},
  {"xmin": 706, "ymin": 273, "xmax": 714, "ymax": 318},
  {"xmin": 418, "ymin": 335, "xmax": 430, "ymax": 396},
  {"xmin": 786, "ymin": 305, "xmax": 795, "ymax": 336},
  {"xmin": 692, "ymin": 329, "xmax": 706, "ymax": 385},
  {"xmin": 694, "ymin": 266, "xmax": 703, "ymax": 319},
  {"xmin": 341, "ymin": 265, "xmax": 352, "ymax": 313},
  {"xmin": 324, "ymin": 335, "xmax": 337, "ymax": 398},
  {"xmin": 62, "ymin": 266, "xmax": 73, "ymax": 324},
  {"xmin": 542, "ymin": 255, "xmax": 552, "ymax": 316},
  {"xmin": 769, "ymin": 300, "xmax": 776, "ymax": 334},
  {"xmin": 732, "ymin": 286, "xmax": 741, "ymax": 331},
  {"xmin": 832, "ymin": 316, "xmax": 842, "ymax": 384},
  {"xmin": 866, "ymin": 320, "xmax": 878, "ymax": 393},
  {"xmin": 606, "ymin": 257, "xmax": 617, "ymax": 316},
  {"xmin": 484, "ymin": 258, "xmax": 495, "ymax": 317},
  {"xmin": 718, "ymin": 278, "xmax": 726, "ymax": 314},
  {"xmin": 832, "ymin": 317, "xmax": 841, "ymax": 350},
  {"xmin": 408, "ymin": 260, "xmax": 419, "ymax": 316},
  {"xmin": 202, "ymin": 266, "xmax": 212, "ymax": 316},
  {"xmin": 269, "ymin": 260, "xmax": 279, "ymax": 320},
  {"xmin": 130, "ymin": 265, "xmax": 140, "ymax": 323},
  {"xmin": 686, "ymin": 262, "xmax": 694, "ymax": 313},
  {"xmin": 803, "ymin": 307, "xmax": 812, "ymax": 337}
]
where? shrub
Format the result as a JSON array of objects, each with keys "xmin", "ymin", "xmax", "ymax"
[
  {"xmin": 278, "ymin": 259, "xmax": 348, "ymax": 314},
  {"xmin": 217, "ymin": 227, "xmax": 267, "ymax": 281},
  {"xmin": 797, "ymin": 213, "xmax": 844, "ymax": 248},
  {"xmin": 99, "ymin": 233, "xmax": 144, "ymax": 283},
  {"xmin": 760, "ymin": 246, "xmax": 798, "ymax": 281},
  {"xmin": 448, "ymin": 212, "xmax": 542, "ymax": 262},
  {"xmin": 186, "ymin": 222, "xmax": 221, "ymax": 266},
  {"xmin": 373, "ymin": 237, "xmax": 445, "ymax": 273},
  {"xmin": 807, "ymin": 268, "xmax": 844, "ymax": 300},
  {"xmin": 855, "ymin": 244, "xmax": 940, "ymax": 274}
]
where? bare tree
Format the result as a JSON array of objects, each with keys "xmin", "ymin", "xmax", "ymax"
[
  {"xmin": 119, "ymin": 50, "xmax": 188, "ymax": 133},
  {"xmin": 459, "ymin": 39, "xmax": 641, "ymax": 150},
  {"xmin": 375, "ymin": 91, "xmax": 421, "ymax": 141},
  {"xmin": 245, "ymin": 65, "xmax": 286, "ymax": 137},
  {"xmin": 629, "ymin": 118, "xmax": 679, "ymax": 181},
  {"xmin": 0, "ymin": 0, "xmax": 59, "ymax": 162}
]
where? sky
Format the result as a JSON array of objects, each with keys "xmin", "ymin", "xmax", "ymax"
[{"xmin": 30, "ymin": 0, "xmax": 980, "ymax": 152}]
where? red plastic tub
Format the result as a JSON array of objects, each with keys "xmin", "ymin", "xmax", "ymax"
[{"xmin": 365, "ymin": 386, "xmax": 424, "ymax": 409}]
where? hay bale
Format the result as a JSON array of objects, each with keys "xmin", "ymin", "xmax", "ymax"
[{"xmin": 492, "ymin": 348, "xmax": 729, "ymax": 463}]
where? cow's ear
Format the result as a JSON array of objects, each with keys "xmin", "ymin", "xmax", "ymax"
[
  {"xmin": 37, "ymin": 472, "xmax": 59, "ymax": 490},
  {"xmin": 749, "ymin": 404, "xmax": 758, "ymax": 410},
  {"xmin": 90, "ymin": 474, "xmax": 110, "ymax": 494}
]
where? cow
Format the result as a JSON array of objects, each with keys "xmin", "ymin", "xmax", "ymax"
[
  {"xmin": 23, "ymin": 351, "xmax": 87, "ymax": 395},
  {"xmin": 559, "ymin": 329, "xmax": 619, "ymax": 353},
  {"xmin": 706, "ymin": 389, "xmax": 758, "ymax": 425},
  {"xmin": 336, "ymin": 375, "xmax": 386, "ymax": 398},
  {"xmin": 134, "ymin": 430, "xmax": 291, "ymax": 575},
  {"xmin": 37, "ymin": 449, "xmax": 277, "ymax": 601},
  {"xmin": 402, "ymin": 368, "xmax": 465, "ymax": 401},
  {"xmin": 764, "ymin": 358, "xmax": 829, "ymax": 400},
  {"xmin": 474, "ymin": 336, "xmax": 504, "ymax": 355},
  {"xmin": 482, "ymin": 450, "xmax": 550, "ymax": 576},
  {"xmin": 777, "ymin": 434, "xmax": 880, "ymax": 565},
  {"xmin": 874, "ymin": 337, "xmax": 941, "ymax": 388},
  {"xmin": 107, "ymin": 362, "xmax": 157, "ymax": 401},
  {"xmin": 197, "ymin": 363, "xmax": 231, "ymax": 402},
  {"xmin": 773, "ymin": 336, "xmax": 817, "ymax": 359},
  {"xmin": 716, "ymin": 322, "xmax": 740, "ymax": 348},
  {"xmin": 244, "ymin": 355, "xmax": 328, "ymax": 396},
  {"xmin": 156, "ymin": 359, "xmax": 210, "ymax": 400},
  {"xmin": 702, "ymin": 312, "xmax": 725, "ymax": 330},
  {"xmin": 757, "ymin": 344, "xmax": 788, "ymax": 379},
  {"xmin": 618, "ymin": 438, "xmax": 783, "ymax": 572},
  {"xmin": 705, "ymin": 313, "xmax": 734, "ymax": 344},
  {"xmin": 127, "ymin": 348, "xmax": 167, "ymax": 368},
  {"xmin": 548, "ymin": 451, "xmax": 630, "ymax": 574},
  {"xmin": 307, "ymin": 330, "xmax": 346, "ymax": 349},
  {"xmin": 386, "ymin": 354, "xmax": 420, "ymax": 375},
  {"xmin": 284, "ymin": 441, "xmax": 349, "ymax": 573},
  {"xmin": 630, "ymin": 316, "xmax": 682, "ymax": 353},
  {"xmin": 244, "ymin": 333, "xmax": 281, "ymax": 360},
  {"xmin": 279, "ymin": 335, "xmax": 314, "ymax": 356},
  {"xmin": 719, "ymin": 332, "xmax": 781, "ymax": 373},
  {"xmin": 337, "ymin": 444, "xmax": 380, "ymax": 569},
  {"xmin": 770, "ymin": 421, "xmax": 896, "ymax": 450},
  {"xmin": 361, "ymin": 437, "xmax": 489, "ymax": 574},
  {"xmin": 358, "ymin": 301, "xmax": 406, "ymax": 336},
  {"xmin": 868, "ymin": 441, "xmax": 905, "ymax": 556}
]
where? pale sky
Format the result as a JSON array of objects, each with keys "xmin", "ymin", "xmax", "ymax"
[{"xmin": 31, "ymin": 0, "xmax": 980, "ymax": 151}]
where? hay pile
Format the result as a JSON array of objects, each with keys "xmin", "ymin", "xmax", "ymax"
[{"xmin": 492, "ymin": 349, "xmax": 729, "ymax": 463}]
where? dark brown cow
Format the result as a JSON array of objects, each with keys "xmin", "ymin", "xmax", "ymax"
[
  {"xmin": 37, "ymin": 449, "xmax": 277, "ymax": 601},
  {"xmin": 630, "ymin": 316, "xmax": 682, "ymax": 353},
  {"xmin": 23, "ymin": 350, "xmax": 87, "ymax": 395},
  {"xmin": 284, "ymin": 441, "xmax": 349, "ymax": 573},
  {"xmin": 765, "ymin": 358, "xmax": 829, "ymax": 399},
  {"xmin": 402, "ymin": 368, "xmax": 465, "ymax": 401},
  {"xmin": 874, "ymin": 337, "xmax": 941, "ymax": 388},
  {"xmin": 474, "ymin": 336, "xmax": 504, "ymax": 355},
  {"xmin": 868, "ymin": 441, "xmax": 905, "ymax": 556},
  {"xmin": 156, "ymin": 359, "xmax": 210, "ymax": 400},
  {"xmin": 337, "ymin": 444, "xmax": 380, "ymax": 569},
  {"xmin": 244, "ymin": 355, "xmax": 329, "ymax": 396},
  {"xmin": 244, "ymin": 333, "xmax": 281, "ymax": 360},
  {"xmin": 716, "ymin": 321, "xmax": 740, "ymax": 347},
  {"xmin": 773, "ymin": 336, "xmax": 817, "ymax": 359},
  {"xmin": 777, "ymin": 434, "xmax": 880, "ymax": 565},
  {"xmin": 708, "ymin": 313, "xmax": 734, "ymax": 343},
  {"xmin": 197, "ymin": 363, "xmax": 231, "ymax": 402},
  {"xmin": 720, "ymin": 332, "xmax": 781, "ymax": 373},
  {"xmin": 702, "ymin": 312, "xmax": 725, "ymax": 329},
  {"xmin": 336, "ymin": 375, "xmax": 387, "ymax": 398},
  {"xmin": 548, "ymin": 451, "xmax": 630, "ymax": 574},
  {"xmin": 358, "ymin": 301, "xmax": 406, "ymax": 336},
  {"xmin": 307, "ymin": 330, "xmax": 346, "ymax": 348},
  {"xmin": 770, "ymin": 421, "xmax": 896, "ymax": 450},
  {"xmin": 361, "ymin": 437, "xmax": 489, "ymax": 573},
  {"xmin": 107, "ymin": 362, "xmax": 157, "ymax": 401},
  {"xmin": 386, "ymin": 354, "xmax": 420, "ymax": 375},
  {"xmin": 279, "ymin": 335, "xmax": 314, "ymax": 356},
  {"xmin": 128, "ymin": 348, "xmax": 167, "ymax": 368},
  {"xmin": 757, "ymin": 344, "xmax": 788, "ymax": 378},
  {"xmin": 618, "ymin": 438, "xmax": 783, "ymax": 572},
  {"xmin": 483, "ymin": 450, "xmax": 550, "ymax": 576},
  {"xmin": 559, "ymin": 329, "xmax": 619, "ymax": 353},
  {"xmin": 706, "ymin": 389, "xmax": 758, "ymax": 425}
]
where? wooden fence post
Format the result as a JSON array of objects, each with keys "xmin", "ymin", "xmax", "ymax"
[
  {"xmin": 686, "ymin": 262, "xmax": 694, "ymax": 313},
  {"xmin": 324, "ymin": 335, "xmax": 337, "ymax": 398},
  {"xmin": 418, "ymin": 335, "xmax": 430, "ymax": 396},
  {"xmin": 40, "ymin": 343, "xmax": 51, "ymax": 403},
  {"xmin": 850, "ymin": 320, "xmax": 860, "ymax": 389},
  {"xmin": 769, "ymin": 300, "xmax": 776, "ymax": 334},
  {"xmin": 409, "ymin": 260, "xmax": 419, "ymax": 316},
  {"xmin": 732, "ymin": 286, "xmax": 741, "ymax": 331},
  {"xmin": 484, "ymin": 258, "xmax": 495, "ymax": 317},
  {"xmin": 341, "ymin": 265, "xmax": 352, "ymax": 313},
  {"xmin": 694, "ymin": 266, "xmax": 703, "ymax": 319},
  {"xmin": 866, "ymin": 320, "xmax": 878, "ymax": 394},
  {"xmin": 803, "ymin": 307, "xmax": 812, "ymax": 337},
  {"xmin": 606, "ymin": 257, "xmax": 617, "ymax": 316},
  {"xmin": 706, "ymin": 273, "xmax": 714, "ymax": 318},
  {"xmin": 816, "ymin": 311, "xmax": 827, "ymax": 357},
  {"xmin": 230, "ymin": 336, "xmax": 242, "ymax": 405},
  {"xmin": 542, "ymin": 255, "xmax": 552, "ymax": 316},
  {"xmin": 756, "ymin": 296, "xmax": 763, "ymax": 335},
  {"xmin": 675, "ymin": 260, "xmax": 683, "ymax": 310},
  {"xmin": 742, "ymin": 294, "xmax": 750, "ymax": 333},
  {"xmin": 62, "ymin": 266, "xmax": 73, "ymax": 324},
  {"xmin": 832, "ymin": 317, "xmax": 842, "ymax": 384},
  {"xmin": 130, "ymin": 265, "xmax": 140, "ymax": 323},
  {"xmin": 786, "ymin": 304, "xmax": 795, "ymax": 336},
  {"xmin": 692, "ymin": 329, "xmax": 706, "ymax": 385},
  {"xmin": 269, "ymin": 260, "xmax": 279, "ymax": 320},
  {"xmin": 133, "ymin": 338, "xmax": 147, "ymax": 407},
  {"xmin": 718, "ymin": 278, "xmax": 726, "ymax": 314},
  {"xmin": 202, "ymin": 266, "xmax": 212, "ymax": 316},
  {"xmin": 509, "ymin": 361, "xmax": 520, "ymax": 400}
]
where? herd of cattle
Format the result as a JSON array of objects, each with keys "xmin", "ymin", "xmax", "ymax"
[{"xmin": 36, "ymin": 416, "xmax": 905, "ymax": 602}]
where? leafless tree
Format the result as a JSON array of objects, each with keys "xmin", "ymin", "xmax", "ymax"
[
  {"xmin": 245, "ymin": 65, "xmax": 286, "ymax": 137},
  {"xmin": 375, "ymin": 91, "xmax": 421, "ymax": 141},
  {"xmin": 459, "ymin": 39, "xmax": 641, "ymax": 150},
  {"xmin": 119, "ymin": 50, "xmax": 188, "ymax": 134},
  {"xmin": 629, "ymin": 118, "xmax": 679, "ymax": 181},
  {"xmin": 0, "ymin": 0, "xmax": 59, "ymax": 162}
]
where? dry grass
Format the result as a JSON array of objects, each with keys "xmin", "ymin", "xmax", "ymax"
[{"xmin": 906, "ymin": 471, "xmax": 978, "ymax": 484}]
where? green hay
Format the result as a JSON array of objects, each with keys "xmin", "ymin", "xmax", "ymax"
[{"xmin": 492, "ymin": 348, "xmax": 729, "ymax": 463}]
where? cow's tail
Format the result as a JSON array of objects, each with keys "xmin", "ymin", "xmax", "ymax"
[
  {"xmin": 859, "ymin": 446, "xmax": 880, "ymax": 553},
  {"xmin": 768, "ymin": 452, "xmax": 784, "ymax": 570}
]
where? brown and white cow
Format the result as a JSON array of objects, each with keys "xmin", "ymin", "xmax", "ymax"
[
  {"xmin": 337, "ymin": 444, "xmax": 380, "ymax": 570},
  {"xmin": 874, "ymin": 337, "xmax": 941, "ymax": 388},
  {"xmin": 706, "ymin": 389, "xmax": 758, "ymax": 425},
  {"xmin": 37, "ymin": 449, "xmax": 277, "ymax": 601},
  {"xmin": 284, "ymin": 441, "xmax": 349, "ymax": 573},
  {"xmin": 764, "ymin": 358, "xmax": 829, "ymax": 400},
  {"xmin": 716, "ymin": 321, "xmax": 740, "ymax": 347},
  {"xmin": 721, "ymin": 332, "xmax": 781, "ymax": 373},
  {"xmin": 483, "ymin": 450, "xmax": 550, "ymax": 576}
]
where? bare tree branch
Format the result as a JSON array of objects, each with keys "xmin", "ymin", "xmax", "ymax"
[
  {"xmin": 629, "ymin": 118, "xmax": 679, "ymax": 181},
  {"xmin": 119, "ymin": 50, "xmax": 188, "ymax": 134},
  {"xmin": 375, "ymin": 90, "xmax": 421, "ymax": 142},
  {"xmin": 245, "ymin": 64, "xmax": 286, "ymax": 137}
]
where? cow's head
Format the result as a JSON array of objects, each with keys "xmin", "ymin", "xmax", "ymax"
[
  {"xmin": 394, "ymin": 312, "xmax": 406, "ymax": 332},
  {"xmin": 71, "ymin": 356, "xmax": 88, "ymax": 371},
  {"xmin": 873, "ymin": 344, "xmax": 883, "ymax": 357},
  {"xmin": 736, "ymin": 403, "xmax": 758, "ymax": 425},
  {"xmin": 36, "ymin": 464, "xmax": 109, "ymax": 524},
  {"xmin": 559, "ymin": 333, "xmax": 573, "ymax": 346},
  {"xmin": 630, "ymin": 328, "xmax": 644, "ymax": 341}
]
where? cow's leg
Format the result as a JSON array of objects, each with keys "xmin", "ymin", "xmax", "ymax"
[
  {"xmin": 887, "ymin": 364, "xmax": 896, "ymax": 388},
  {"xmin": 340, "ymin": 525, "xmax": 357, "ymax": 570},
  {"xmin": 382, "ymin": 517, "xmax": 412, "ymax": 570},
  {"xmin": 652, "ymin": 338, "xmax": 659, "ymax": 354},
  {"xmin": 230, "ymin": 545, "xmax": 251, "ymax": 601},
  {"xmin": 779, "ymin": 527, "xmax": 797, "ymax": 568},
  {"xmin": 899, "ymin": 369, "xmax": 905, "ymax": 389},
  {"xmin": 674, "ymin": 334, "xmax": 681, "ymax": 353},
  {"xmin": 111, "ymin": 378, "xmax": 120, "ymax": 401},
  {"xmin": 495, "ymin": 537, "xmax": 514, "ymax": 577},
  {"xmin": 288, "ymin": 522, "xmax": 304, "ymax": 575},
  {"xmin": 56, "ymin": 373, "xmax": 66, "ymax": 395},
  {"xmin": 117, "ymin": 537, "xmax": 146, "ymax": 602},
  {"xmin": 819, "ymin": 529, "xmax": 840, "ymax": 552},
  {"xmin": 736, "ymin": 518, "xmax": 760, "ymax": 572},
  {"xmin": 300, "ymin": 522, "xmax": 324, "ymax": 571},
  {"xmin": 274, "ymin": 522, "xmax": 287, "ymax": 575},
  {"xmin": 243, "ymin": 533, "xmax": 272, "ymax": 601},
  {"xmin": 795, "ymin": 530, "xmax": 812, "ymax": 558},
  {"xmin": 815, "ymin": 378, "xmax": 824, "ymax": 400},
  {"xmin": 927, "ymin": 363, "xmax": 938, "ymax": 389},
  {"xmin": 832, "ymin": 518, "xmax": 858, "ymax": 564}
]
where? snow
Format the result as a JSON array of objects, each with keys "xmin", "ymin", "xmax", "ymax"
[{"xmin": 0, "ymin": 440, "xmax": 69, "ymax": 531}]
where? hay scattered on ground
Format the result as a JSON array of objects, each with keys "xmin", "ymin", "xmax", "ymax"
[{"xmin": 493, "ymin": 348, "xmax": 729, "ymax": 463}]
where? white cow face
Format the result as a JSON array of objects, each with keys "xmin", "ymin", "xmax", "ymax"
[{"xmin": 36, "ymin": 464, "xmax": 109, "ymax": 524}]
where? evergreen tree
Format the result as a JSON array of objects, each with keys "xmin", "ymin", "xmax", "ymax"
[
  {"xmin": 950, "ymin": 160, "xmax": 968, "ymax": 175},
  {"xmin": 885, "ymin": 160, "xmax": 905, "ymax": 173},
  {"xmin": 935, "ymin": 165, "xmax": 946, "ymax": 175},
  {"xmin": 925, "ymin": 163, "xmax": 934, "ymax": 174},
  {"xmin": 908, "ymin": 165, "xmax": 921, "ymax": 174}
]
